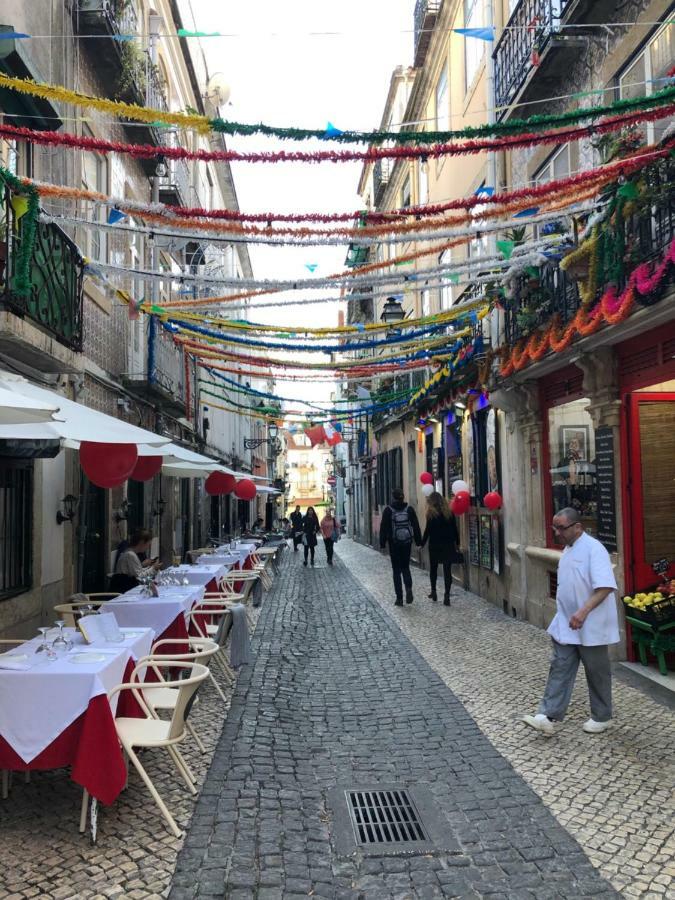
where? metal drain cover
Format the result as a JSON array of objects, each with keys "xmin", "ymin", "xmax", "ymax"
[
  {"xmin": 347, "ymin": 789, "xmax": 426, "ymax": 844},
  {"xmin": 327, "ymin": 785, "xmax": 460, "ymax": 857}
]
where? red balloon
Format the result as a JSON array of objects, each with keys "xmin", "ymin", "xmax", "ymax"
[
  {"xmin": 79, "ymin": 441, "xmax": 138, "ymax": 489},
  {"xmin": 484, "ymin": 491, "xmax": 503, "ymax": 511},
  {"xmin": 130, "ymin": 456, "xmax": 163, "ymax": 482},
  {"xmin": 205, "ymin": 471, "xmax": 236, "ymax": 495},
  {"xmin": 451, "ymin": 495, "xmax": 470, "ymax": 516},
  {"xmin": 454, "ymin": 490, "xmax": 470, "ymax": 504},
  {"xmin": 420, "ymin": 472, "xmax": 434, "ymax": 485},
  {"xmin": 234, "ymin": 478, "xmax": 257, "ymax": 501}
]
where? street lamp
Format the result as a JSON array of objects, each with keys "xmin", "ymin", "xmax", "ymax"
[{"xmin": 380, "ymin": 296, "xmax": 405, "ymax": 326}]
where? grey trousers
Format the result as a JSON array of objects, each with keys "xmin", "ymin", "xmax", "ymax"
[{"xmin": 538, "ymin": 640, "xmax": 612, "ymax": 722}]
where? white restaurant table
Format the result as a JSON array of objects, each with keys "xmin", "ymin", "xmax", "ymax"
[
  {"xmin": 0, "ymin": 628, "xmax": 152, "ymax": 764},
  {"xmin": 106, "ymin": 584, "xmax": 205, "ymax": 638},
  {"xmin": 162, "ymin": 562, "xmax": 230, "ymax": 587}
]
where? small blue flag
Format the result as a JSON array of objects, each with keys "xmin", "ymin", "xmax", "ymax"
[
  {"xmin": 305, "ymin": 263, "xmax": 318, "ymax": 273},
  {"xmin": 514, "ymin": 206, "xmax": 540, "ymax": 218},
  {"xmin": 453, "ymin": 27, "xmax": 495, "ymax": 41},
  {"xmin": 107, "ymin": 208, "xmax": 127, "ymax": 225},
  {"xmin": 0, "ymin": 31, "xmax": 30, "ymax": 39},
  {"xmin": 474, "ymin": 185, "xmax": 495, "ymax": 197},
  {"xmin": 325, "ymin": 122, "xmax": 344, "ymax": 137}
]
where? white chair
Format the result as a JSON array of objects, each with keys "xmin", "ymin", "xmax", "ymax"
[
  {"xmin": 105, "ymin": 661, "xmax": 209, "ymax": 837},
  {"xmin": 53, "ymin": 594, "xmax": 119, "ymax": 628}
]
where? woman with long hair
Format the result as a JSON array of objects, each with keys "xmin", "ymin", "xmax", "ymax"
[
  {"xmin": 301, "ymin": 506, "xmax": 321, "ymax": 567},
  {"xmin": 110, "ymin": 528, "xmax": 160, "ymax": 593},
  {"xmin": 420, "ymin": 492, "xmax": 461, "ymax": 605}
]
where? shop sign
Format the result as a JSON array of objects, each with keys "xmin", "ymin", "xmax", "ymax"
[
  {"xmin": 468, "ymin": 513, "xmax": 480, "ymax": 566},
  {"xmin": 447, "ymin": 454, "xmax": 462, "ymax": 484},
  {"xmin": 595, "ymin": 427, "xmax": 618, "ymax": 552},
  {"xmin": 479, "ymin": 514, "xmax": 493, "ymax": 569},
  {"xmin": 652, "ymin": 558, "xmax": 670, "ymax": 575},
  {"xmin": 431, "ymin": 447, "xmax": 444, "ymax": 479}
]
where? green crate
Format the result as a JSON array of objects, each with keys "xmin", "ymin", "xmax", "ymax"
[{"xmin": 623, "ymin": 594, "xmax": 675, "ymax": 628}]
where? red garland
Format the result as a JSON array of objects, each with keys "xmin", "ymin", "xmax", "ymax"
[{"xmin": 0, "ymin": 104, "xmax": 672, "ymax": 211}]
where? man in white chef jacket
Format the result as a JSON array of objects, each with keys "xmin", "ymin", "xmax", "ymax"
[{"xmin": 524, "ymin": 507, "xmax": 619, "ymax": 736}]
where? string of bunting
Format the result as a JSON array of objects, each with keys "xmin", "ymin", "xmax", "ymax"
[
  {"xmin": 499, "ymin": 237, "xmax": 675, "ymax": 377},
  {"xmin": 0, "ymin": 72, "xmax": 672, "ymax": 145},
  {"xmin": 1, "ymin": 102, "xmax": 673, "ymax": 165}
]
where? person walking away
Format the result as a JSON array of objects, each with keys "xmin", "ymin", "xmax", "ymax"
[
  {"xmin": 523, "ymin": 507, "xmax": 619, "ymax": 736},
  {"xmin": 290, "ymin": 505, "xmax": 303, "ymax": 552},
  {"xmin": 420, "ymin": 491, "xmax": 461, "ymax": 605},
  {"xmin": 302, "ymin": 506, "xmax": 320, "ymax": 566},
  {"xmin": 320, "ymin": 508, "xmax": 340, "ymax": 565},
  {"xmin": 379, "ymin": 488, "xmax": 422, "ymax": 605},
  {"xmin": 110, "ymin": 528, "xmax": 160, "ymax": 593}
]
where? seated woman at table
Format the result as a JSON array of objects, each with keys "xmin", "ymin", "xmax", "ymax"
[{"xmin": 110, "ymin": 529, "xmax": 160, "ymax": 593}]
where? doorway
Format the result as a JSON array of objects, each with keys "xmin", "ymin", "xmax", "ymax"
[
  {"xmin": 625, "ymin": 392, "xmax": 675, "ymax": 590},
  {"xmin": 80, "ymin": 481, "xmax": 106, "ymax": 593}
]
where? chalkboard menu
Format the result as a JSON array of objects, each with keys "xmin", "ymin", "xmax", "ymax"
[
  {"xmin": 595, "ymin": 426, "xmax": 617, "ymax": 552},
  {"xmin": 468, "ymin": 513, "xmax": 479, "ymax": 566},
  {"xmin": 479, "ymin": 514, "xmax": 493, "ymax": 569},
  {"xmin": 447, "ymin": 454, "xmax": 463, "ymax": 484}
]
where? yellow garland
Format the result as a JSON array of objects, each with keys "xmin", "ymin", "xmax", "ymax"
[
  {"xmin": 560, "ymin": 228, "xmax": 599, "ymax": 308},
  {"xmin": 0, "ymin": 74, "xmax": 212, "ymax": 134}
]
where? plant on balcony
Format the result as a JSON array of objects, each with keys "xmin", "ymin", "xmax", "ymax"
[
  {"xmin": 593, "ymin": 125, "xmax": 645, "ymax": 164},
  {"xmin": 116, "ymin": 41, "xmax": 147, "ymax": 100}
]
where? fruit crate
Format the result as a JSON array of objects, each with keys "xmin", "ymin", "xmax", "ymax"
[{"xmin": 622, "ymin": 594, "xmax": 675, "ymax": 628}]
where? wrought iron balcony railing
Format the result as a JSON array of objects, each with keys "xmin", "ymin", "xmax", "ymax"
[
  {"xmin": 373, "ymin": 159, "xmax": 392, "ymax": 206},
  {"xmin": 123, "ymin": 320, "xmax": 193, "ymax": 414},
  {"xmin": 493, "ymin": 0, "xmax": 572, "ymax": 113},
  {"xmin": 1, "ymin": 192, "xmax": 84, "ymax": 351},
  {"xmin": 76, "ymin": 0, "xmax": 139, "ymax": 40},
  {"xmin": 413, "ymin": 0, "xmax": 442, "ymax": 67},
  {"xmin": 503, "ymin": 156, "xmax": 675, "ymax": 346}
]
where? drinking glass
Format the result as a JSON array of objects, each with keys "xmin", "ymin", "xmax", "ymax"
[
  {"xmin": 35, "ymin": 627, "xmax": 51, "ymax": 654},
  {"xmin": 51, "ymin": 620, "xmax": 72, "ymax": 656}
]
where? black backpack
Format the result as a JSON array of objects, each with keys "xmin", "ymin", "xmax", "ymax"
[{"xmin": 390, "ymin": 506, "xmax": 413, "ymax": 545}]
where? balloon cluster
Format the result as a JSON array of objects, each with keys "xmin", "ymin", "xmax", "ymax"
[
  {"xmin": 450, "ymin": 479, "xmax": 471, "ymax": 516},
  {"xmin": 420, "ymin": 471, "xmax": 434, "ymax": 497},
  {"xmin": 206, "ymin": 471, "xmax": 257, "ymax": 500}
]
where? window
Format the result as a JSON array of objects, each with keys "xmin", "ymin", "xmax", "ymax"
[
  {"xmin": 418, "ymin": 159, "xmax": 428, "ymax": 204},
  {"xmin": 547, "ymin": 397, "xmax": 597, "ymax": 540},
  {"xmin": 82, "ymin": 127, "xmax": 108, "ymax": 262},
  {"xmin": 464, "ymin": 0, "xmax": 484, "ymax": 90},
  {"xmin": 421, "ymin": 288, "xmax": 431, "ymax": 317},
  {"xmin": 401, "ymin": 175, "xmax": 411, "ymax": 209},
  {"xmin": 439, "ymin": 249, "xmax": 453, "ymax": 309},
  {"xmin": 435, "ymin": 66, "xmax": 448, "ymax": 130},
  {"xmin": 533, "ymin": 146, "xmax": 571, "ymax": 237},
  {"xmin": 618, "ymin": 21, "xmax": 674, "ymax": 144},
  {"xmin": 0, "ymin": 460, "xmax": 33, "ymax": 598},
  {"xmin": 376, "ymin": 447, "xmax": 403, "ymax": 507},
  {"xmin": 471, "ymin": 408, "xmax": 499, "ymax": 502}
]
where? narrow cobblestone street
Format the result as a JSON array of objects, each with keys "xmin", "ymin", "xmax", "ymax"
[{"xmin": 167, "ymin": 542, "xmax": 662, "ymax": 899}]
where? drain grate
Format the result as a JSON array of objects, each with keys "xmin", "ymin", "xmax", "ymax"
[{"xmin": 346, "ymin": 789, "xmax": 427, "ymax": 845}]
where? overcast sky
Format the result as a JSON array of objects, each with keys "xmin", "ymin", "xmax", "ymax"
[{"xmin": 187, "ymin": 0, "xmax": 415, "ymax": 406}]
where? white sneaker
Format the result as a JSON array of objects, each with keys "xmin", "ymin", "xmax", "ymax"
[
  {"xmin": 583, "ymin": 718, "xmax": 612, "ymax": 734},
  {"xmin": 522, "ymin": 713, "xmax": 556, "ymax": 736}
]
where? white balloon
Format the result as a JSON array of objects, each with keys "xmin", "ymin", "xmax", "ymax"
[
  {"xmin": 422, "ymin": 483, "xmax": 434, "ymax": 497},
  {"xmin": 452, "ymin": 479, "xmax": 469, "ymax": 495}
]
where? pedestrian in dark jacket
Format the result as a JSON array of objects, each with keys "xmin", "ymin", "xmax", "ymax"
[
  {"xmin": 302, "ymin": 506, "xmax": 321, "ymax": 566},
  {"xmin": 380, "ymin": 488, "xmax": 422, "ymax": 605},
  {"xmin": 420, "ymin": 491, "xmax": 461, "ymax": 605},
  {"xmin": 290, "ymin": 505, "xmax": 303, "ymax": 552}
]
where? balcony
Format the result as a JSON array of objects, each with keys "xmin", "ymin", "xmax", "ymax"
[
  {"xmin": 75, "ymin": 2, "xmax": 168, "ymax": 156},
  {"xmin": 0, "ymin": 187, "xmax": 84, "ymax": 368},
  {"xmin": 413, "ymin": 0, "xmax": 441, "ymax": 68},
  {"xmin": 158, "ymin": 150, "xmax": 191, "ymax": 209},
  {"xmin": 503, "ymin": 156, "xmax": 675, "ymax": 346},
  {"xmin": 122, "ymin": 321, "xmax": 192, "ymax": 415},
  {"xmin": 373, "ymin": 159, "xmax": 392, "ymax": 206},
  {"xmin": 493, "ymin": 0, "xmax": 585, "ymax": 118}
]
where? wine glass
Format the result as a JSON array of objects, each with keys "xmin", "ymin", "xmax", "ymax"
[
  {"xmin": 35, "ymin": 626, "xmax": 52, "ymax": 654},
  {"xmin": 51, "ymin": 620, "xmax": 72, "ymax": 656}
]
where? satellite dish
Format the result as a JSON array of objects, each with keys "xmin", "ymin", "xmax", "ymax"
[{"xmin": 205, "ymin": 73, "xmax": 231, "ymax": 110}]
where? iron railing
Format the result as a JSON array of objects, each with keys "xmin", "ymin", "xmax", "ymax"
[
  {"xmin": 504, "ymin": 156, "xmax": 675, "ymax": 345},
  {"xmin": 76, "ymin": 0, "xmax": 139, "ymax": 39},
  {"xmin": 373, "ymin": 159, "xmax": 392, "ymax": 205},
  {"xmin": 493, "ymin": 0, "xmax": 571, "ymax": 111},
  {"xmin": 149, "ymin": 323, "xmax": 191, "ymax": 409},
  {"xmin": 1, "ymin": 193, "xmax": 84, "ymax": 351},
  {"xmin": 414, "ymin": 0, "xmax": 442, "ymax": 67}
]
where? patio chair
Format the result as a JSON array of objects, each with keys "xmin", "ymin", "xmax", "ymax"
[
  {"xmin": 53, "ymin": 594, "xmax": 119, "ymax": 628},
  {"xmin": 188, "ymin": 603, "xmax": 236, "ymax": 684},
  {"xmin": 105, "ymin": 661, "xmax": 209, "ymax": 837}
]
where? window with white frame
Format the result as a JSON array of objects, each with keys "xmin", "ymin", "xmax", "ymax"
[
  {"xmin": 421, "ymin": 288, "xmax": 431, "ymax": 318},
  {"xmin": 464, "ymin": 0, "xmax": 484, "ymax": 90},
  {"xmin": 418, "ymin": 158, "xmax": 429, "ymax": 204},
  {"xmin": 533, "ymin": 145, "xmax": 571, "ymax": 238},
  {"xmin": 81, "ymin": 126, "xmax": 108, "ymax": 262},
  {"xmin": 439, "ymin": 249, "xmax": 453, "ymax": 309},
  {"xmin": 618, "ymin": 21, "xmax": 673, "ymax": 144},
  {"xmin": 468, "ymin": 186, "xmax": 489, "ymax": 277},
  {"xmin": 435, "ymin": 66, "xmax": 448, "ymax": 130}
]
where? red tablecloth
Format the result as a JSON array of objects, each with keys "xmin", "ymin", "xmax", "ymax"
[{"xmin": 0, "ymin": 658, "xmax": 143, "ymax": 805}]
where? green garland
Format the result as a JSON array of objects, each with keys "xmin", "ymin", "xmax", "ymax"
[
  {"xmin": 209, "ymin": 84, "xmax": 675, "ymax": 145},
  {"xmin": 0, "ymin": 168, "xmax": 40, "ymax": 297}
]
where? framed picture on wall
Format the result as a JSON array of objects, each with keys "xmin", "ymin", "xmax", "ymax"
[{"xmin": 558, "ymin": 425, "xmax": 590, "ymax": 466}]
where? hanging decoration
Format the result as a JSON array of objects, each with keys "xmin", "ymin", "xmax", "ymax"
[
  {"xmin": 130, "ymin": 456, "xmax": 163, "ymax": 482},
  {"xmin": 420, "ymin": 472, "xmax": 434, "ymax": 485},
  {"xmin": 79, "ymin": 441, "xmax": 138, "ymax": 489},
  {"xmin": 483, "ymin": 491, "xmax": 503, "ymax": 511},
  {"xmin": 1, "ymin": 72, "xmax": 672, "ymax": 145},
  {"xmin": 451, "ymin": 494, "xmax": 470, "ymax": 515},
  {"xmin": 0, "ymin": 168, "xmax": 40, "ymax": 297},
  {"xmin": 205, "ymin": 471, "xmax": 236, "ymax": 495},
  {"xmin": 234, "ymin": 478, "xmax": 257, "ymax": 501},
  {"xmin": 422, "ymin": 483, "xmax": 435, "ymax": 497}
]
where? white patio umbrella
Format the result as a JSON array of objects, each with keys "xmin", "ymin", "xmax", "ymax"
[{"xmin": 0, "ymin": 385, "xmax": 60, "ymax": 425}]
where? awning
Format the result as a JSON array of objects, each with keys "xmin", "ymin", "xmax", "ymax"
[
  {"xmin": 0, "ymin": 373, "xmax": 168, "ymax": 446},
  {"xmin": 0, "ymin": 385, "xmax": 60, "ymax": 425},
  {"xmin": 0, "ymin": 26, "xmax": 63, "ymax": 129}
]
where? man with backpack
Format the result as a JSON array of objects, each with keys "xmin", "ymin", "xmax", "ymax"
[{"xmin": 379, "ymin": 487, "xmax": 422, "ymax": 606}]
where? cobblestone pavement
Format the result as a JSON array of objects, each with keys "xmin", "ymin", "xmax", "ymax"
[
  {"xmin": 335, "ymin": 539, "xmax": 675, "ymax": 899},
  {"xmin": 0, "ymin": 606, "xmax": 261, "ymax": 900},
  {"xmin": 170, "ymin": 548, "xmax": 619, "ymax": 899}
]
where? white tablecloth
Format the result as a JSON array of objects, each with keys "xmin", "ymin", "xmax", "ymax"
[
  {"xmin": 198, "ymin": 543, "xmax": 256, "ymax": 568},
  {"xmin": 106, "ymin": 584, "xmax": 204, "ymax": 636},
  {"xmin": 163, "ymin": 563, "xmax": 230, "ymax": 587},
  {"xmin": 0, "ymin": 628, "xmax": 153, "ymax": 764}
]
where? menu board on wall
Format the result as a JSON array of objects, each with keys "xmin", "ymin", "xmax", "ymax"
[
  {"xmin": 447, "ymin": 454, "xmax": 463, "ymax": 485},
  {"xmin": 468, "ymin": 513, "xmax": 479, "ymax": 566},
  {"xmin": 479, "ymin": 514, "xmax": 493, "ymax": 569},
  {"xmin": 595, "ymin": 426, "xmax": 618, "ymax": 552}
]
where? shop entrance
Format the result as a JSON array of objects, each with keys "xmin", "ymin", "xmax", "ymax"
[{"xmin": 625, "ymin": 392, "xmax": 675, "ymax": 591}]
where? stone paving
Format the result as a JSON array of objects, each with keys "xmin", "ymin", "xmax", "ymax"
[
  {"xmin": 335, "ymin": 539, "xmax": 675, "ymax": 899},
  {"xmin": 0, "ymin": 605, "xmax": 261, "ymax": 900},
  {"xmin": 169, "ymin": 547, "xmax": 619, "ymax": 899}
]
